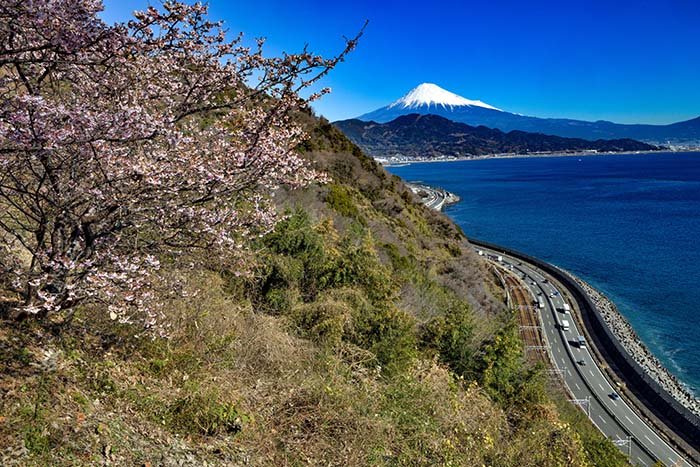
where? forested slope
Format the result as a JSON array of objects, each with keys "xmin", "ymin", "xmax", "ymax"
[{"xmin": 1, "ymin": 114, "xmax": 628, "ymax": 466}]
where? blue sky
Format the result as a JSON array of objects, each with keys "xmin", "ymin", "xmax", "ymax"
[{"xmin": 102, "ymin": 0, "xmax": 700, "ymax": 124}]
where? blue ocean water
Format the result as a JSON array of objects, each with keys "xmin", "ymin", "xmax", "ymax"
[{"xmin": 387, "ymin": 152, "xmax": 700, "ymax": 396}]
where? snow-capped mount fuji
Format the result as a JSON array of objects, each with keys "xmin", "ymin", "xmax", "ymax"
[
  {"xmin": 386, "ymin": 83, "xmax": 501, "ymax": 111},
  {"xmin": 357, "ymin": 83, "xmax": 506, "ymax": 125},
  {"xmin": 351, "ymin": 83, "xmax": 700, "ymax": 143}
]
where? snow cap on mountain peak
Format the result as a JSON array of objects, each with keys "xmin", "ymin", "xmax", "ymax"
[{"xmin": 388, "ymin": 83, "xmax": 501, "ymax": 111}]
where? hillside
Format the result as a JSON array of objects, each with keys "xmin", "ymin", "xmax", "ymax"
[
  {"xmin": 356, "ymin": 83, "xmax": 700, "ymax": 144},
  {"xmin": 334, "ymin": 113, "xmax": 659, "ymax": 159},
  {"xmin": 0, "ymin": 111, "xmax": 630, "ymax": 466}
]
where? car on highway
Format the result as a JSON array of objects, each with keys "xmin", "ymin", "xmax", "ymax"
[
  {"xmin": 609, "ymin": 392, "xmax": 620, "ymax": 401},
  {"xmin": 561, "ymin": 319, "xmax": 570, "ymax": 331},
  {"xmin": 577, "ymin": 359, "xmax": 586, "ymax": 366}
]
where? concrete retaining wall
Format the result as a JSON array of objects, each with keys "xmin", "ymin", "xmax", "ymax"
[{"xmin": 470, "ymin": 239, "xmax": 700, "ymax": 451}]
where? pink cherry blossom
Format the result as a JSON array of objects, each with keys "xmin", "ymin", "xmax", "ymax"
[{"xmin": 0, "ymin": 0, "xmax": 363, "ymax": 333}]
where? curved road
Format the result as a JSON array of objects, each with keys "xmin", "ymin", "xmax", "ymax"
[
  {"xmin": 479, "ymin": 246, "xmax": 693, "ymax": 467},
  {"xmin": 407, "ymin": 183, "xmax": 454, "ymax": 210}
]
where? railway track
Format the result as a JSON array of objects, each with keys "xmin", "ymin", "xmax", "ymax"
[
  {"xmin": 500, "ymin": 267, "xmax": 549, "ymax": 365},
  {"xmin": 485, "ymin": 249, "xmax": 695, "ymax": 466}
]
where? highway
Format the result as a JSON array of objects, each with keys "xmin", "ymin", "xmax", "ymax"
[
  {"xmin": 407, "ymin": 183, "xmax": 457, "ymax": 211},
  {"xmin": 425, "ymin": 190, "xmax": 445, "ymax": 210},
  {"xmin": 479, "ymin": 246, "xmax": 693, "ymax": 467}
]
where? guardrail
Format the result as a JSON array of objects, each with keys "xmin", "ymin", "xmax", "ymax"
[{"xmin": 470, "ymin": 238, "xmax": 700, "ymax": 453}]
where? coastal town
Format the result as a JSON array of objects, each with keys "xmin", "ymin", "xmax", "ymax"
[{"xmin": 376, "ymin": 144, "xmax": 700, "ymax": 167}]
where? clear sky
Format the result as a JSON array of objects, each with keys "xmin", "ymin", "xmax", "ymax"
[{"xmin": 101, "ymin": 0, "xmax": 700, "ymax": 124}]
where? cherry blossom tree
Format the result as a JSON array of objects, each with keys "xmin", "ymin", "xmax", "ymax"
[{"xmin": 0, "ymin": 0, "xmax": 362, "ymax": 331}]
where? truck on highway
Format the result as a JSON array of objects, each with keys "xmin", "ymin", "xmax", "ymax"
[
  {"xmin": 561, "ymin": 319, "xmax": 570, "ymax": 331},
  {"xmin": 496, "ymin": 255, "xmax": 503, "ymax": 263},
  {"xmin": 537, "ymin": 297, "xmax": 545, "ymax": 309},
  {"xmin": 562, "ymin": 303, "xmax": 571, "ymax": 314}
]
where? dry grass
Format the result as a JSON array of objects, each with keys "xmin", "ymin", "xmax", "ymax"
[
  {"xmin": 0, "ymin": 269, "xmax": 589, "ymax": 466},
  {"xmin": 0, "ymin": 118, "xmax": 625, "ymax": 466}
]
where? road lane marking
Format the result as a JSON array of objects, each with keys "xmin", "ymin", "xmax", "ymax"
[
  {"xmin": 598, "ymin": 416, "xmax": 607, "ymax": 425},
  {"xmin": 490, "ymin": 253, "xmax": 692, "ymax": 467},
  {"xmin": 598, "ymin": 383, "xmax": 605, "ymax": 391},
  {"xmin": 574, "ymin": 382, "xmax": 581, "ymax": 390}
]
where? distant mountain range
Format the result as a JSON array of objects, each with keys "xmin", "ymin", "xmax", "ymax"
[
  {"xmin": 354, "ymin": 83, "xmax": 700, "ymax": 143},
  {"xmin": 333, "ymin": 113, "xmax": 660, "ymax": 159}
]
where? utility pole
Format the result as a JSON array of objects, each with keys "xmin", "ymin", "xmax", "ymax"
[
  {"xmin": 569, "ymin": 397, "xmax": 590, "ymax": 417},
  {"xmin": 612, "ymin": 436, "xmax": 632, "ymax": 458}
]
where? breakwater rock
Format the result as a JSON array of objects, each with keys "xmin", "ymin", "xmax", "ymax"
[{"xmin": 568, "ymin": 273, "xmax": 700, "ymax": 417}]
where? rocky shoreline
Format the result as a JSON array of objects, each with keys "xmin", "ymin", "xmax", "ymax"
[
  {"xmin": 565, "ymin": 271, "xmax": 700, "ymax": 417},
  {"xmin": 408, "ymin": 180, "xmax": 700, "ymax": 418}
]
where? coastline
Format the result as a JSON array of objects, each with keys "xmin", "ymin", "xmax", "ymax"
[
  {"xmin": 474, "ymin": 237, "xmax": 700, "ymax": 462},
  {"xmin": 566, "ymin": 271, "xmax": 700, "ymax": 416},
  {"xmin": 410, "ymin": 181, "xmax": 700, "ymax": 419},
  {"xmin": 381, "ymin": 148, "xmax": 700, "ymax": 167},
  {"xmin": 405, "ymin": 182, "xmax": 460, "ymax": 211}
]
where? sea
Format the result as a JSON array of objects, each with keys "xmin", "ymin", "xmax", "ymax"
[{"xmin": 387, "ymin": 151, "xmax": 700, "ymax": 397}]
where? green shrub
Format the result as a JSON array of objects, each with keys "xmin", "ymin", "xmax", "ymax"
[
  {"xmin": 421, "ymin": 300, "xmax": 475, "ymax": 378},
  {"xmin": 166, "ymin": 389, "xmax": 245, "ymax": 436},
  {"xmin": 325, "ymin": 184, "xmax": 361, "ymax": 220},
  {"xmin": 263, "ymin": 287, "xmax": 298, "ymax": 315},
  {"xmin": 261, "ymin": 209, "xmax": 327, "ymax": 301},
  {"xmin": 262, "ymin": 255, "xmax": 305, "ymax": 290},
  {"xmin": 23, "ymin": 424, "xmax": 51, "ymax": 455},
  {"xmin": 264, "ymin": 209, "xmax": 325, "ymax": 261},
  {"xmin": 289, "ymin": 296, "xmax": 353, "ymax": 347},
  {"xmin": 362, "ymin": 306, "xmax": 417, "ymax": 375},
  {"xmin": 470, "ymin": 321, "xmax": 548, "ymax": 415},
  {"xmin": 85, "ymin": 362, "xmax": 118, "ymax": 395},
  {"xmin": 148, "ymin": 358, "xmax": 168, "ymax": 377},
  {"xmin": 320, "ymin": 232, "xmax": 396, "ymax": 305},
  {"xmin": 323, "ymin": 288, "xmax": 416, "ymax": 375}
]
